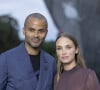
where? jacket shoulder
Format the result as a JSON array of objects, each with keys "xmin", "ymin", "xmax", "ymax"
[
  {"xmin": 0, "ymin": 43, "xmax": 24, "ymax": 55},
  {"xmin": 41, "ymin": 50, "xmax": 55, "ymax": 61}
]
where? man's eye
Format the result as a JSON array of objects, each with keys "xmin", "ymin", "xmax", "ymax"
[
  {"xmin": 39, "ymin": 30, "xmax": 46, "ymax": 33},
  {"xmin": 29, "ymin": 29, "xmax": 34, "ymax": 32}
]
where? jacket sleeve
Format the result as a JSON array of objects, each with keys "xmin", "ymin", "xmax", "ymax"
[
  {"xmin": 85, "ymin": 70, "xmax": 100, "ymax": 90},
  {"xmin": 0, "ymin": 54, "xmax": 8, "ymax": 90}
]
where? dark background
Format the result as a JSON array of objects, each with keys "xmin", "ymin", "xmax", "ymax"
[{"xmin": 44, "ymin": 0, "xmax": 100, "ymax": 81}]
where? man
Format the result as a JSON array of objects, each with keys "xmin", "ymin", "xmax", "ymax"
[{"xmin": 0, "ymin": 13, "xmax": 56, "ymax": 90}]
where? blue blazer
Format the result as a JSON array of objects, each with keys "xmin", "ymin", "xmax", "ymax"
[{"xmin": 0, "ymin": 43, "xmax": 56, "ymax": 90}]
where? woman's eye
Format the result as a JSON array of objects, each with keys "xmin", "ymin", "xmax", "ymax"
[
  {"xmin": 66, "ymin": 46, "xmax": 72, "ymax": 49},
  {"xmin": 56, "ymin": 47, "xmax": 61, "ymax": 50}
]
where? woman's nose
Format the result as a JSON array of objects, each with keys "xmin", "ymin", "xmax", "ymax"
[{"xmin": 62, "ymin": 49, "xmax": 67, "ymax": 55}]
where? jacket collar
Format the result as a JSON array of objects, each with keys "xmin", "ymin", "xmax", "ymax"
[
  {"xmin": 36, "ymin": 50, "xmax": 49, "ymax": 90},
  {"xmin": 19, "ymin": 43, "xmax": 49, "ymax": 90}
]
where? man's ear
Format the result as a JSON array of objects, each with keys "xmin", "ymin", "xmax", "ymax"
[
  {"xmin": 46, "ymin": 29, "xmax": 48, "ymax": 33},
  {"xmin": 45, "ymin": 29, "xmax": 48, "ymax": 35},
  {"xmin": 23, "ymin": 28, "xmax": 25, "ymax": 35}
]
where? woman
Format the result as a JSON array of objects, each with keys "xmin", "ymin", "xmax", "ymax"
[{"xmin": 54, "ymin": 33, "xmax": 100, "ymax": 90}]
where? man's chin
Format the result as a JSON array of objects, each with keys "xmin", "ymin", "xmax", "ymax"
[
  {"xmin": 32, "ymin": 46, "xmax": 40, "ymax": 49},
  {"xmin": 31, "ymin": 44, "xmax": 41, "ymax": 49}
]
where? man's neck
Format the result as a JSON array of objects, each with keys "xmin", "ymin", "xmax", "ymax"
[{"xmin": 25, "ymin": 43, "xmax": 40, "ymax": 55}]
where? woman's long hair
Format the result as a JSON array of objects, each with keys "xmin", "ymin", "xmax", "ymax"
[{"xmin": 55, "ymin": 33, "xmax": 86, "ymax": 89}]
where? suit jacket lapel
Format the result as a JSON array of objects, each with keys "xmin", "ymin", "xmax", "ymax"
[
  {"xmin": 17, "ymin": 43, "xmax": 38, "ymax": 86},
  {"xmin": 36, "ymin": 50, "xmax": 49, "ymax": 90},
  {"xmin": 18, "ymin": 43, "xmax": 34, "ymax": 75}
]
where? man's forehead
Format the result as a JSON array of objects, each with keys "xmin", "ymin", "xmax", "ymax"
[{"xmin": 27, "ymin": 17, "xmax": 47, "ymax": 25}]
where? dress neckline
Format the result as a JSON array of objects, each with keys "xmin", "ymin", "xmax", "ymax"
[{"xmin": 63, "ymin": 65, "xmax": 80, "ymax": 73}]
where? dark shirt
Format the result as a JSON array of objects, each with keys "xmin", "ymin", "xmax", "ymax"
[
  {"xmin": 29, "ymin": 54, "xmax": 40, "ymax": 80},
  {"xmin": 56, "ymin": 66, "xmax": 100, "ymax": 90}
]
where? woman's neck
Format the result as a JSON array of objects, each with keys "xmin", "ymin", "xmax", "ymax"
[{"xmin": 63, "ymin": 61, "xmax": 77, "ymax": 71}]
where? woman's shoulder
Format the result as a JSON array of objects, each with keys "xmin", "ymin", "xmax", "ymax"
[
  {"xmin": 83, "ymin": 68, "xmax": 100, "ymax": 89},
  {"xmin": 76, "ymin": 66, "xmax": 96, "ymax": 77},
  {"xmin": 78, "ymin": 66, "xmax": 99, "ymax": 81},
  {"xmin": 78, "ymin": 66, "xmax": 93, "ymax": 73}
]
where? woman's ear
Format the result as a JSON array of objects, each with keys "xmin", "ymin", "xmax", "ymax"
[{"xmin": 75, "ymin": 48, "xmax": 79, "ymax": 54}]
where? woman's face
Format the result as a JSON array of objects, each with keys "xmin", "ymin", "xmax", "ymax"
[{"xmin": 56, "ymin": 37, "xmax": 78, "ymax": 65}]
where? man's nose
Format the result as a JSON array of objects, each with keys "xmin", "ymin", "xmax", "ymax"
[{"xmin": 34, "ymin": 31, "xmax": 39, "ymax": 37}]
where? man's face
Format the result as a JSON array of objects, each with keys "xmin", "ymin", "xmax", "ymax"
[{"xmin": 23, "ymin": 18, "xmax": 48, "ymax": 49}]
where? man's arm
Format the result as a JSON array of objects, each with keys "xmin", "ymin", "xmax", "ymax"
[{"xmin": 0, "ymin": 53, "xmax": 8, "ymax": 90}]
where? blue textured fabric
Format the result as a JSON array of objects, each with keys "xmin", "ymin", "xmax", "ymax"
[{"xmin": 0, "ymin": 43, "xmax": 56, "ymax": 90}]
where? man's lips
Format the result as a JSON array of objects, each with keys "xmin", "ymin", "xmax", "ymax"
[{"xmin": 31, "ymin": 38, "xmax": 40, "ymax": 43}]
